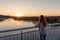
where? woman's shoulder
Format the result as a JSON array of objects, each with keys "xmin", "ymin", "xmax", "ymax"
[
  {"xmin": 35, "ymin": 22, "xmax": 40, "ymax": 27},
  {"xmin": 35, "ymin": 22, "xmax": 42, "ymax": 25}
]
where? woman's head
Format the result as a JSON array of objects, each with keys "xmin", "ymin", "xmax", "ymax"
[
  {"xmin": 39, "ymin": 15, "xmax": 47, "ymax": 26},
  {"xmin": 39, "ymin": 15, "xmax": 45, "ymax": 22}
]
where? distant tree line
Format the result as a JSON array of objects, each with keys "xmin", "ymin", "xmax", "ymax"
[
  {"xmin": 46, "ymin": 16, "xmax": 60, "ymax": 23},
  {"xmin": 13, "ymin": 16, "xmax": 60, "ymax": 23},
  {"xmin": 0, "ymin": 15, "xmax": 60, "ymax": 23}
]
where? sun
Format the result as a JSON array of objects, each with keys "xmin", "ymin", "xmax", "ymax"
[{"xmin": 15, "ymin": 13, "xmax": 23, "ymax": 17}]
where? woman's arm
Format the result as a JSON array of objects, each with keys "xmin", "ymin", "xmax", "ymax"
[{"xmin": 35, "ymin": 22, "xmax": 39, "ymax": 27}]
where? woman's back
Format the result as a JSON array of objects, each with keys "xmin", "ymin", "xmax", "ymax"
[{"xmin": 38, "ymin": 23, "xmax": 46, "ymax": 35}]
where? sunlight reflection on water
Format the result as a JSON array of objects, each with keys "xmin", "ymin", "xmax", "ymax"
[{"xmin": 0, "ymin": 18, "xmax": 35, "ymax": 31}]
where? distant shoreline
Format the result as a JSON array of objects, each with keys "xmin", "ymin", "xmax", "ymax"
[{"xmin": 0, "ymin": 15, "xmax": 60, "ymax": 23}]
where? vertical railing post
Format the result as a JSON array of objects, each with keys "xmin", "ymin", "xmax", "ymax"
[{"xmin": 21, "ymin": 31, "xmax": 23, "ymax": 40}]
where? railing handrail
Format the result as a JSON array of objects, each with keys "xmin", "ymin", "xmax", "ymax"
[
  {"xmin": 0, "ymin": 23, "xmax": 60, "ymax": 33},
  {"xmin": 0, "ymin": 26, "xmax": 37, "ymax": 33}
]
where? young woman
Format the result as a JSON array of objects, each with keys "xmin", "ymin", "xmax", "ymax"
[{"xmin": 35, "ymin": 15, "xmax": 47, "ymax": 40}]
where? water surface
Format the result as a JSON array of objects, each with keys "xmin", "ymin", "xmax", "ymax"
[{"xmin": 0, "ymin": 18, "xmax": 35, "ymax": 31}]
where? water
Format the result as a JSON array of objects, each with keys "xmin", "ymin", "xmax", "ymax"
[
  {"xmin": 0, "ymin": 18, "xmax": 36, "ymax": 37},
  {"xmin": 0, "ymin": 18, "xmax": 35, "ymax": 31}
]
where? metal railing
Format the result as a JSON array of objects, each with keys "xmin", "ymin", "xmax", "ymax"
[{"xmin": 0, "ymin": 23, "xmax": 60, "ymax": 40}]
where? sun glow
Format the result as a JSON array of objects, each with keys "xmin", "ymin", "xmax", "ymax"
[{"xmin": 15, "ymin": 13, "xmax": 23, "ymax": 17}]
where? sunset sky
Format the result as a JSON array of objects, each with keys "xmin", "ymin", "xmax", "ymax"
[{"xmin": 0, "ymin": 0, "xmax": 60, "ymax": 16}]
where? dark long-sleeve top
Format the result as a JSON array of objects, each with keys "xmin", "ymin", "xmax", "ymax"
[{"xmin": 35, "ymin": 23, "xmax": 46, "ymax": 35}]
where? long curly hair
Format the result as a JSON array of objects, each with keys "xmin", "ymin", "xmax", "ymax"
[{"xmin": 39, "ymin": 15, "xmax": 47, "ymax": 27}]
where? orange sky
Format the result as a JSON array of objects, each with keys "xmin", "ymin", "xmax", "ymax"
[
  {"xmin": 0, "ymin": 0, "xmax": 60, "ymax": 16},
  {"xmin": 0, "ymin": 12, "xmax": 60, "ymax": 16}
]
